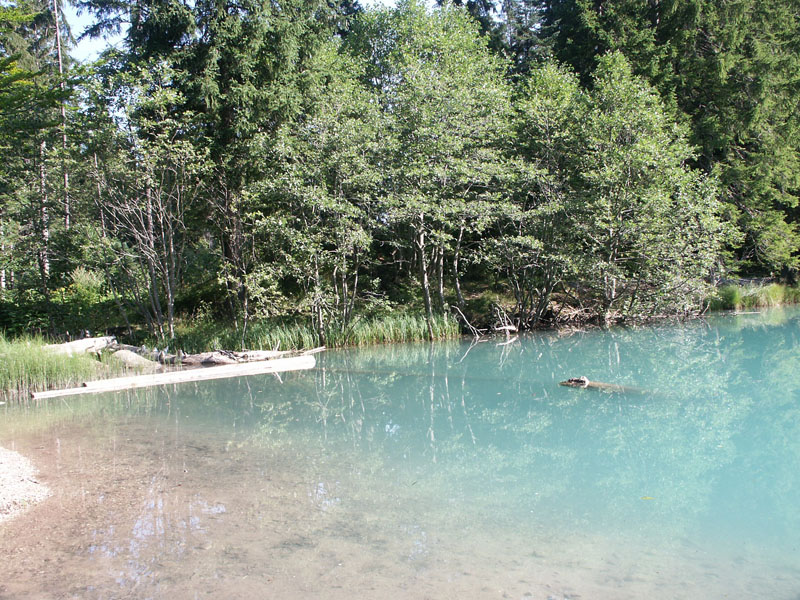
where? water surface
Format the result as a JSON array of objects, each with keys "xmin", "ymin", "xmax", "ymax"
[{"xmin": 2, "ymin": 309, "xmax": 800, "ymax": 599}]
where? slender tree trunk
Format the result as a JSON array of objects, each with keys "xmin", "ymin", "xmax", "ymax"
[
  {"xmin": 51, "ymin": 0, "xmax": 70, "ymax": 229},
  {"xmin": 164, "ymin": 223, "xmax": 177, "ymax": 340},
  {"xmin": 144, "ymin": 187, "xmax": 165, "ymax": 338},
  {"xmin": 0, "ymin": 216, "xmax": 5, "ymax": 290},
  {"xmin": 313, "ymin": 255, "xmax": 325, "ymax": 346},
  {"xmin": 93, "ymin": 153, "xmax": 107, "ymax": 237},
  {"xmin": 347, "ymin": 257, "xmax": 359, "ymax": 327},
  {"xmin": 415, "ymin": 217, "xmax": 435, "ymax": 341},
  {"xmin": 38, "ymin": 140, "xmax": 50, "ymax": 295},
  {"xmin": 453, "ymin": 225, "xmax": 465, "ymax": 309},
  {"xmin": 436, "ymin": 245, "xmax": 447, "ymax": 312}
]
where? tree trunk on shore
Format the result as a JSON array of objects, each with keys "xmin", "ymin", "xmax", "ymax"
[{"xmin": 415, "ymin": 217, "xmax": 435, "ymax": 341}]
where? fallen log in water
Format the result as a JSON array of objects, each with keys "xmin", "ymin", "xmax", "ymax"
[
  {"xmin": 559, "ymin": 376, "xmax": 645, "ymax": 394},
  {"xmin": 31, "ymin": 354, "xmax": 317, "ymax": 400}
]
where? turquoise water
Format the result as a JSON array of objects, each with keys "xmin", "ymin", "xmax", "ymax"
[{"xmin": 2, "ymin": 309, "xmax": 800, "ymax": 598}]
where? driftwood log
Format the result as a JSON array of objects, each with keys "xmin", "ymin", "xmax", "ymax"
[
  {"xmin": 31, "ymin": 354, "xmax": 317, "ymax": 400},
  {"xmin": 108, "ymin": 349, "xmax": 163, "ymax": 370},
  {"xmin": 44, "ymin": 336, "xmax": 116, "ymax": 355},
  {"xmin": 106, "ymin": 343, "xmax": 324, "ymax": 367},
  {"xmin": 559, "ymin": 376, "xmax": 645, "ymax": 394}
]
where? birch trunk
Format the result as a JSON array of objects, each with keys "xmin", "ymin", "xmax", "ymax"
[{"xmin": 415, "ymin": 217, "xmax": 435, "ymax": 341}]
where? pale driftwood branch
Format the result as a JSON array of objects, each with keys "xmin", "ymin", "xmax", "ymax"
[
  {"xmin": 31, "ymin": 354, "xmax": 317, "ymax": 400},
  {"xmin": 44, "ymin": 336, "xmax": 116, "ymax": 355},
  {"xmin": 452, "ymin": 305, "xmax": 485, "ymax": 338},
  {"xmin": 107, "ymin": 343, "xmax": 325, "ymax": 366}
]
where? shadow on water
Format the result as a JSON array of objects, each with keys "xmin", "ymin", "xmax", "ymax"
[{"xmin": 1, "ymin": 308, "xmax": 800, "ymax": 598}]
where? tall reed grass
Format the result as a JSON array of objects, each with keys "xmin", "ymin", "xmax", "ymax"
[
  {"xmin": 2, "ymin": 312, "xmax": 459, "ymax": 398},
  {"xmin": 170, "ymin": 312, "xmax": 460, "ymax": 353},
  {"xmin": 708, "ymin": 283, "xmax": 800, "ymax": 311},
  {"xmin": 0, "ymin": 335, "xmax": 115, "ymax": 400}
]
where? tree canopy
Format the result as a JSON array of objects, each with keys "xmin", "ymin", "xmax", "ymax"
[{"xmin": 0, "ymin": 0, "xmax": 792, "ymax": 342}]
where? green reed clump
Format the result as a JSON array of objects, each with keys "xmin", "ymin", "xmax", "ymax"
[
  {"xmin": 709, "ymin": 283, "xmax": 800, "ymax": 311},
  {"xmin": 325, "ymin": 312, "xmax": 459, "ymax": 347},
  {"xmin": 0, "ymin": 335, "xmax": 108, "ymax": 400},
  {"xmin": 245, "ymin": 321, "xmax": 319, "ymax": 351},
  {"xmin": 168, "ymin": 311, "xmax": 460, "ymax": 353}
]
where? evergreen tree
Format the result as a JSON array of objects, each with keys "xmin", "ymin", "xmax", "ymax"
[
  {"xmin": 0, "ymin": 1, "xmax": 72, "ymax": 304},
  {"xmin": 542, "ymin": 0, "xmax": 800, "ymax": 274}
]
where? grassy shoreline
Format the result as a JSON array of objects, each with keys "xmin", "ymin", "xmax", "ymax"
[
  {"xmin": 1, "ymin": 312, "xmax": 460, "ymax": 401},
  {"xmin": 3, "ymin": 283, "xmax": 797, "ymax": 401},
  {"xmin": 0, "ymin": 336, "xmax": 133, "ymax": 402},
  {"xmin": 707, "ymin": 282, "xmax": 800, "ymax": 311}
]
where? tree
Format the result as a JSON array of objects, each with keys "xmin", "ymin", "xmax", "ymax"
[
  {"xmin": 572, "ymin": 53, "xmax": 731, "ymax": 321},
  {"xmin": 245, "ymin": 42, "xmax": 382, "ymax": 344},
  {"xmin": 79, "ymin": 0, "xmax": 345, "ymax": 332},
  {"xmin": 185, "ymin": 0, "xmax": 340, "ymax": 332},
  {"xmin": 0, "ymin": 1, "xmax": 72, "ymax": 305},
  {"xmin": 487, "ymin": 61, "xmax": 584, "ymax": 328},
  {"xmin": 352, "ymin": 0, "xmax": 512, "ymax": 338},
  {"xmin": 542, "ymin": 0, "xmax": 800, "ymax": 274},
  {"xmin": 89, "ymin": 62, "xmax": 209, "ymax": 340}
]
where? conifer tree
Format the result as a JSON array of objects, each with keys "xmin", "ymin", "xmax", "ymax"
[{"xmin": 542, "ymin": 0, "xmax": 800, "ymax": 274}]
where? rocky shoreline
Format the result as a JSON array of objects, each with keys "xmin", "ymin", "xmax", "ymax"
[{"xmin": 0, "ymin": 445, "xmax": 50, "ymax": 524}]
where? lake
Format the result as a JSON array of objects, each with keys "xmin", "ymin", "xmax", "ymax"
[{"xmin": 1, "ymin": 309, "xmax": 799, "ymax": 599}]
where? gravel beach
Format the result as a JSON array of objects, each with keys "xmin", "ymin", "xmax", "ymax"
[{"xmin": 0, "ymin": 445, "xmax": 51, "ymax": 524}]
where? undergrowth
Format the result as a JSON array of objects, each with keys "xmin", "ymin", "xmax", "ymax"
[
  {"xmin": 708, "ymin": 283, "xmax": 800, "ymax": 311},
  {"xmin": 170, "ymin": 311, "xmax": 460, "ymax": 354},
  {"xmin": 0, "ymin": 335, "xmax": 124, "ymax": 400}
]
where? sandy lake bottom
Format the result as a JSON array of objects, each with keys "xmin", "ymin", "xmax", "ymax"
[
  {"xmin": 1, "ymin": 412, "xmax": 798, "ymax": 600},
  {"xmin": 3, "ymin": 314, "xmax": 800, "ymax": 599}
]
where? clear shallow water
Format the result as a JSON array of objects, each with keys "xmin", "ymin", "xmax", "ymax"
[{"xmin": 2, "ymin": 309, "xmax": 800, "ymax": 599}]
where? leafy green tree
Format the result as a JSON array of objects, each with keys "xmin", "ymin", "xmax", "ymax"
[
  {"xmin": 76, "ymin": 60, "xmax": 210, "ymax": 340},
  {"xmin": 353, "ymin": 0, "xmax": 512, "ymax": 338},
  {"xmin": 245, "ymin": 43, "xmax": 383, "ymax": 344},
  {"xmin": 81, "ymin": 0, "xmax": 349, "ymax": 332},
  {"xmin": 573, "ymin": 53, "xmax": 731, "ymax": 321},
  {"xmin": 487, "ymin": 61, "xmax": 584, "ymax": 328}
]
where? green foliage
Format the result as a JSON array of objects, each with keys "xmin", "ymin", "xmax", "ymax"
[
  {"xmin": 504, "ymin": 53, "xmax": 732, "ymax": 323},
  {"xmin": 168, "ymin": 311, "xmax": 459, "ymax": 353},
  {"xmin": 0, "ymin": 0, "xmax": 787, "ymax": 338},
  {"xmin": 543, "ymin": 0, "xmax": 800, "ymax": 273},
  {"xmin": 709, "ymin": 283, "xmax": 800, "ymax": 311},
  {"xmin": 0, "ymin": 334, "xmax": 118, "ymax": 399},
  {"xmin": 572, "ymin": 53, "xmax": 731, "ymax": 320},
  {"xmin": 247, "ymin": 41, "xmax": 382, "ymax": 341},
  {"xmin": 488, "ymin": 60, "xmax": 583, "ymax": 327},
  {"xmin": 351, "ymin": 0, "xmax": 513, "ymax": 336}
]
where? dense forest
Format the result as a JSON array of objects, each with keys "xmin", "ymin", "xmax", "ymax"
[{"xmin": 1, "ymin": 0, "xmax": 798, "ymax": 346}]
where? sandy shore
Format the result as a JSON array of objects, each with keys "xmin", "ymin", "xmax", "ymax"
[{"xmin": 0, "ymin": 445, "xmax": 51, "ymax": 524}]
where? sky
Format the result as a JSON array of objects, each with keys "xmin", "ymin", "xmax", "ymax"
[{"xmin": 63, "ymin": 2, "xmax": 124, "ymax": 63}]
